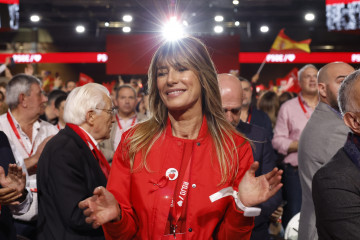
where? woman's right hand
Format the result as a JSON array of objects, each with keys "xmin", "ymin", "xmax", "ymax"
[{"xmin": 78, "ymin": 186, "xmax": 121, "ymax": 229}]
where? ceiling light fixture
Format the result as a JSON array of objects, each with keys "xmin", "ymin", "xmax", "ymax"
[
  {"xmin": 30, "ymin": 15, "xmax": 40, "ymax": 22},
  {"xmin": 235, "ymin": 21, "xmax": 240, "ymax": 26},
  {"xmin": 260, "ymin": 25, "xmax": 269, "ymax": 33},
  {"xmin": 233, "ymin": 0, "xmax": 239, "ymax": 5},
  {"xmin": 75, "ymin": 25, "xmax": 85, "ymax": 33},
  {"xmin": 123, "ymin": 26, "xmax": 131, "ymax": 33},
  {"xmin": 305, "ymin": 12, "xmax": 315, "ymax": 21},
  {"xmin": 214, "ymin": 25, "xmax": 224, "ymax": 33},
  {"xmin": 105, "ymin": 22, "xmax": 109, "ymax": 27},
  {"xmin": 123, "ymin": 15, "xmax": 133, "ymax": 22},
  {"xmin": 214, "ymin": 15, "xmax": 224, "ymax": 22}
]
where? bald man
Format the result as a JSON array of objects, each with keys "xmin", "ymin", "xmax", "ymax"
[
  {"xmin": 218, "ymin": 73, "xmax": 281, "ymax": 240},
  {"xmin": 298, "ymin": 62, "xmax": 354, "ymax": 240}
]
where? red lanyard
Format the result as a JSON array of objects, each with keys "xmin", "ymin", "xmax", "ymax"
[
  {"xmin": 246, "ymin": 113, "xmax": 252, "ymax": 124},
  {"xmin": 246, "ymin": 108, "xmax": 252, "ymax": 124},
  {"xmin": 298, "ymin": 96, "xmax": 310, "ymax": 119},
  {"xmin": 56, "ymin": 123, "xmax": 61, "ymax": 130},
  {"xmin": 170, "ymin": 155, "xmax": 192, "ymax": 237},
  {"xmin": 7, "ymin": 112, "xmax": 35, "ymax": 157},
  {"xmin": 116, "ymin": 115, "xmax": 136, "ymax": 130},
  {"xmin": 66, "ymin": 123, "xmax": 111, "ymax": 179}
]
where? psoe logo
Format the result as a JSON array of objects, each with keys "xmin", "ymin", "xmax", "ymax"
[
  {"xmin": 97, "ymin": 53, "xmax": 108, "ymax": 62},
  {"xmin": 12, "ymin": 54, "xmax": 42, "ymax": 63},
  {"xmin": 351, "ymin": 54, "xmax": 360, "ymax": 63},
  {"xmin": 266, "ymin": 54, "xmax": 296, "ymax": 63}
]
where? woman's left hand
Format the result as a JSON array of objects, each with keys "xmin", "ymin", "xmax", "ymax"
[{"xmin": 237, "ymin": 161, "xmax": 283, "ymax": 207}]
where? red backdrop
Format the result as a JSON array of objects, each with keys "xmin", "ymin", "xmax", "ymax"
[{"xmin": 106, "ymin": 34, "xmax": 240, "ymax": 75}]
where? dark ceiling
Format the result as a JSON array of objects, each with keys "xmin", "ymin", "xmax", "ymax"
[{"xmin": 2, "ymin": 0, "xmax": 359, "ymax": 53}]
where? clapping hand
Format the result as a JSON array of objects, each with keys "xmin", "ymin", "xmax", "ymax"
[
  {"xmin": 0, "ymin": 164, "xmax": 26, "ymax": 205},
  {"xmin": 238, "ymin": 161, "xmax": 283, "ymax": 207},
  {"xmin": 78, "ymin": 186, "xmax": 121, "ymax": 229}
]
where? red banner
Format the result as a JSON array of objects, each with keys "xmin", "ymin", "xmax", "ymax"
[
  {"xmin": 106, "ymin": 34, "xmax": 241, "ymax": 75},
  {"xmin": 326, "ymin": 0, "xmax": 359, "ymax": 4},
  {"xmin": 239, "ymin": 52, "xmax": 360, "ymax": 63},
  {"xmin": 276, "ymin": 68, "xmax": 301, "ymax": 93},
  {"xmin": 1, "ymin": 52, "xmax": 360, "ymax": 65},
  {"xmin": 0, "ymin": 53, "xmax": 108, "ymax": 63},
  {"xmin": 0, "ymin": 0, "xmax": 19, "ymax": 3},
  {"xmin": 78, "ymin": 73, "xmax": 94, "ymax": 86}
]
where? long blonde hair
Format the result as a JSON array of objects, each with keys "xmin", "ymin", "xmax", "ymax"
[{"xmin": 123, "ymin": 37, "xmax": 245, "ymax": 184}]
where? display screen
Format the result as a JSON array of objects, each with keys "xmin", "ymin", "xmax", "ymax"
[
  {"xmin": 326, "ymin": 0, "xmax": 360, "ymax": 31},
  {"xmin": 0, "ymin": 2, "xmax": 19, "ymax": 31}
]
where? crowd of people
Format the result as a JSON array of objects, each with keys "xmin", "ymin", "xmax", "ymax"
[{"xmin": 0, "ymin": 36, "xmax": 359, "ymax": 240}]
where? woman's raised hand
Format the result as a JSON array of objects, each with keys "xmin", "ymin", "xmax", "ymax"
[
  {"xmin": 78, "ymin": 186, "xmax": 121, "ymax": 229},
  {"xmin": 238, "ymin": 161, "xmax": 283, "ymax": 207}
]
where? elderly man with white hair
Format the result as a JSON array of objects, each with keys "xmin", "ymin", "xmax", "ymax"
[{"xmin": 37, "ymin": 83, "xmax": 115, "ymax": 240}]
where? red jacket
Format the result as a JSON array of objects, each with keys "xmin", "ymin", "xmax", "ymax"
[{"xmin": 103, "ymin": 117, "xmax": 254, "ymax": 239}]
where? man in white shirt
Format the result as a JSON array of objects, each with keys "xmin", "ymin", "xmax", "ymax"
[
  {"xmin": 0, "ymin": 74, "xmax": 58, "ymax": 239},
  {"xmin": 99, "ymin": 85, "xmax": 144, "ymax": 163}
]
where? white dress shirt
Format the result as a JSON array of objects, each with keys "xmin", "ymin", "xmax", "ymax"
[
  {"xmin": 113, "ymin": 114, "xmax": 138, "ymax": 150},
  {"xmin": 0, "ymin": 111, "xmax": 58, "ymax": 221}
]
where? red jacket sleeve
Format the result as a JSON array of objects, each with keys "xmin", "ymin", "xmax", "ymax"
[
  {"xmin": 102, "ymin": 136, "xmax": 139, "ymax": 239},
  {"xmin": 215, "ymin": 140, "xmax": 255, "ymax": 239}
]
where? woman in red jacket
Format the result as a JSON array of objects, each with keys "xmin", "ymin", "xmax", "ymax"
[{"xmin": 79, "ymin": 36, "xmax": 282, "ymax": 239}]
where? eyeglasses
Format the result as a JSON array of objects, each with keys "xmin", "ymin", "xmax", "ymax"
[
  {"xmin": 223, "ymin": 107, "xmax": 241, "ymax": 115},
  {"xmin": 96, "ymin": 107, "xmax": 117, "ymax": 115}
]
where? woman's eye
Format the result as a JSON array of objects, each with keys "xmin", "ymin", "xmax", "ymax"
[{"xmin": 157, "ymin": 71, "xmax": 166, "ymax": 77}]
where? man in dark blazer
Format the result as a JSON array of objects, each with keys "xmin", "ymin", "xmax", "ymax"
[
  {"xmin": 0, "ymin": 131, "xmax": 31, "ymax": 240},
  {"xmin": 37, "ymin": 83, "xmax": 115, "ymax": 240},
  {"xmin": 239, "ymin": 77, "xmax": 274, "ymax": 139},
  {"xmin": 218, "ymin": 73, "xmax": 282, "ymax": 240},
  {"xmin": 313, "ymin": 69, "xmax": 360, "ymax": 239}
]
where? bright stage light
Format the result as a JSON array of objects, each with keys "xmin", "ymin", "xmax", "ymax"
[
  {"xmin": 123, "ymin": 26, "xmax": 131, "ymax": 33},
  {"xmin": 214, "ymin": 15, "xmax": 224, "ymax": 22},
  {"xmin": 123, "ymin": 15, "xmax": 133, "ymax": 22},
  {"xmin": 30, "ymin": 15, "xmax": 40, "ymax": 22},
  {"xmin": 214, "ymin": 25, "xmax": 223, "ymax": 33},
  {"xmin": 162, "ymin": 17, "xmax": 186, "ymax": 41},
  {"xmin": 305, "ymin": 13, "xmax": 315, "ymax": 21},
  {"xmin": 76, "ymin": 25, "xmax": 85, "ymax": 33},
  {"xmin": 260, "ymin": 25, "xmax": 269, "ymax": 33}
]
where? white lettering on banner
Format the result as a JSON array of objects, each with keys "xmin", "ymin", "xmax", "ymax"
[
  {"xmin": 12, "ymin": 54, "xmax": 42, "ymax": 63},
  {"xmin": 180, "ymin": 182, "xmax": 189, "ymax": 195},
  {"xmin": 97, "ymin": 54, "xmax": 108, "ymax": 62},
  {"xmin": 266, "ymin": 54, "xmax": 296, "ymax": 63},
  {"xmin": 351, "ymin": 54, "xmax": 360, "ymax": 62}
]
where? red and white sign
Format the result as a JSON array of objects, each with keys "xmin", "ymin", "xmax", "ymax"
[
  {"xmin": 2, "ymin": 52, "xmax": 360, "ymax": 65},
  {"xmin": 0, "ymin": 53, "xmax": 108, "ymax": 64},
  {"xmin": 239, "ymin": 52, "xmax": 360, "ymax": 64},
  {"xmin": 0, "ymin": 0, "xmax": 19, "ymax": 3}
]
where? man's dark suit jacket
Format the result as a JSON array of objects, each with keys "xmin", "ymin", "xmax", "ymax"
[
  {"xmin": 249, "ymin": 107, "xmax": 274, "ymax": 140},
  {"xmin": 0, "ymin": 131, "xmax": 18, "ymax": 240},
  {"xmin": 313, "ymin": 147, "xmax": 360, "ymax": 240},
  {"xmin": 237, "ymin": 121, "xmax": 282, "ymax": 240},
  {"xmin": 37, "ymin": 126, "xmax": 107, "ymax": 240}
]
